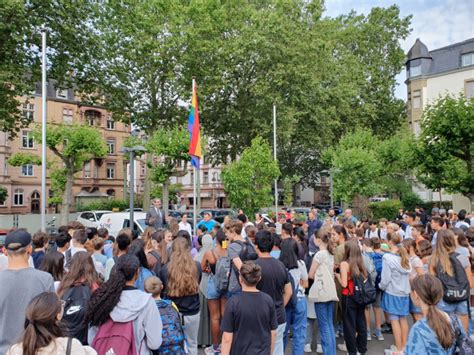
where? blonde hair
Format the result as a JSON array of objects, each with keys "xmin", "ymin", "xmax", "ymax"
[
  {"xmin": 167, "ymin": 238, "xmax": 198, "ymax": 297},
  {"xmin": 144, "ymin": 276, "xmax": 163, "ymax": 298},
  {"xmin": 430, "ymin": 229, "xmax": 456, "ymax": 276},
  {"xmin": 142, "ymin": 227, "xmax": 155, "ymax": 251},
  {"xmin": 387, "ymin": 232, "xmax": 410, "ymax": 269}
]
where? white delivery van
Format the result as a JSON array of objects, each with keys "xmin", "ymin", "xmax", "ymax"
[{"xmin": 97, "ymin": 212, "xmax": 147, "ymax": 237}]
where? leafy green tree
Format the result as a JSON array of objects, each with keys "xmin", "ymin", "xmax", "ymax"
[
  {"xmin": 10, "ymin": 124, "xmax": 106, "ymax": 224},
  {"xmin": 415, "ymin": 95, "xmax": 474, "ymax": 210},
  {"xmin": 282, "ymin": 175, "xmax": 300, "ymax": 207},
  {"xmin": 222, "ymin": 137, "xmax": 280, "ymax": 215},
  {"xmin": 0, "ymin": 186, "xmax": 7, "ymax": 204}
]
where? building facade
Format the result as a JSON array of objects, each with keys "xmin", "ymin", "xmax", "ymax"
[
  {"xmin": 0, "ymin": 82, "xmax": 130, "ymax": 214},
  {"xmin": 405, "ymin": 38, "xmax": 474, "ymax": 209}
]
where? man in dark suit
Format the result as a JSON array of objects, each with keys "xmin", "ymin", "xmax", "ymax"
[{"xmin": 145, "ymin": 198, "xmax": 166, "ymax": 229}]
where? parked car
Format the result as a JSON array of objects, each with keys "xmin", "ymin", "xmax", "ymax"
[
  {"xmin": 124, "ymin": 208, "xmax": 144, "ymax": 212},
  {"xmin": 168, "ymin": 210, "xmax": 183, "ymax": 220},
  {"xmin": 77, "ymin": 210, "xmax": 112, "ymax": 228},
  {"xmin": 97, "ymin": 212, "xmax": 147, "ymax": 237}
]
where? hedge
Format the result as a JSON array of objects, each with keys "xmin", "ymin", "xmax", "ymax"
[{"xmin": 369, "ymin": 199, "xmax": 402, "ymax": 221}]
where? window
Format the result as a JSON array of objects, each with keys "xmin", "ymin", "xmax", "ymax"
[
  {"xmin": 83, "ymin": 162, "xmax": 91, "ymax": 178},
  {"xmin": 107, "ymin": 139, "xmax": 115, "ymax": 155},
  {"xmin": 56, "ymin": 89, "xmax": 68, "ymax": 99},
  {"xmin": 22, "ymin": 103, "xmax": 35, "ymax": 122},
  {"xmin": 21, "ymin": 130, "xmax": 34, "ymax": 148},
  {"xmin": 106, "ymin": 163, "xmax": 115, "ymax": 179},
  {"xmin": 413, "ymin": 121, "xmax": 421, "ymax": 136},
  {"xmin": 106, "ymin": 118, "xmax": 115, "ymax": 130},
  {"xmin": 106, "ymin": 189, "xmax": 115, "ymax": 197},
  {"xmin": 409, "ymin": 65, "xmax": 421, "ymax": 77},
  {"xmin": 462, "ymin": 53, "xmax": 474, "ymax": 67},
  {"xmin": 63, "ymin": 108, "xmax": 73, "ymax": 124},
  {"xmin": 85, "ymin": 110, "xmax": 101, "ymax": 126},
  {"xmin": 466, "ymin": 81, "xmax": 474, "ymax": 100},
  {"xmin": 140, "ymin": 163, "xmax": 146, "ymax": 176},
  {"xmin": 21, "ymin": 164, "xmax": 34, "ymax": 176},
  {"xmin": 13, "ymin": 189, "xmax": 24, "ymax": 206},
  {"xmin": 203, "ymin": 171, "xmax": 209, "ymax": 184},
  {"xmin": 413, "ymin": 90, "xmax": 421, "ymax": 109}
]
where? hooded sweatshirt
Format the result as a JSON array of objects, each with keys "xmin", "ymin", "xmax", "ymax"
[
  {"xmin": 379, "ymin": 253, "xmax": 412, "ymax": 297},
  {"xmin": 88, "ymin": 288, "xmax": 162, "ymax": 354}
]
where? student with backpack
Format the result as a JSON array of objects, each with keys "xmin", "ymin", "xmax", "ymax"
[
  {"xmin": 429, "ymin": 229, "xmax": 473, "ymax": 332},
  {"xmin": 86, "ymin": 254, "xmax": 162, "ymax": 354},
  {"xmin": 128, "ymin": 239, "xmax": 154, "ymax": 291},
  {"xmin": 335, "ymin": 240, "xmax": 369, "ymax": 355},
  {"xmin": 38, "ymin": 250, "xmax": 64, "ymax": 292},
  {"xmin": 201, "ymin": 229, "xmax": 230, "ymax": 355},
  {"xmin": 378, "ymin": 232, "xmax": 412, "ymax": 353},
  {"xmin": 403, "ymin": 238, "xmax": 425, "ymax": 322},
  {"xmin": 279, "ymin": 238, "xmax": 308, "ymax": 355},
  {"xmin": 145, "ymin": 277, "xmax": 186, "ymax": 355},
  {"xmin": 7, "ymin": 292, "xmax": 96, "ymax": 355},
  {"xmin": 308, "ymin": 230, "xmax": 338, "ymax": 355},
  {"xmin": 57, "ymin": 252, "xmax": 100, "ymax": 345},
  {"xmin": 221, "ymin": 261, "xmax": 278, "ymax": 355},
  {"xmin": 406, "ymin": 274, "xmax": 466, "ymax": 354},
  {"xmin": 160, "ymin": 237, "xmax": 202, "ymax": 355}
]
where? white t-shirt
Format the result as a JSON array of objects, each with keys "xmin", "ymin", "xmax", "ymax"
[
  {"xmin": 289, "ymin": 260, "xmax": 308, "ymax": 298},
  {"xmin": 178, "ymin": 221, "xmax": 193, "ymax": 236},
  {"xmin": 313, "ymin": 250, "xmax": 335, "ymax": 277}
]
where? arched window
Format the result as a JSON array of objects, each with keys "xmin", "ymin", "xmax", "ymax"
[
  {"xmin": 13, "ymin": 189, "xmax": 24, "ymax": 206},
  {"xmin": 84, "ymin": 110, "xmax": 101, "ymax": 126},
  {"xmin": 31, "ymin": 191, "xmax": 40, "ymax": 213},
  {"xmin": 106, "ymin": 189, "xmax": 115, "ymax": 197}
]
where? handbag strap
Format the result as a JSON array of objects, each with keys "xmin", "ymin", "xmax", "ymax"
[{"xmin": 66, "ymin": 337, "xmax": 72, "ymax": 355}]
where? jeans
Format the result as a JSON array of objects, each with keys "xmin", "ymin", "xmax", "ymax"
[
  {"xmin": 284, "ymin": 297, "xmax": 307, "ymax": 354},
  {"xmin": 342, "ymin": 295, "xmax": 367, "ymax": 355},
  {"xmin": 274, "ymin": 322, "xmax": 286, "ymax": 355},
  {"xmin": 183, "ymin": 312, "xmax": 200, "ymax": 355},
  {"xmin": 314, "ymin": 301, "xmax": 336, "ymax": 355}
]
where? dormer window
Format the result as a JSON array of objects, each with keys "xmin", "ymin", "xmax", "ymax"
[
  {"xmin": 409, "ymin": 65, "xmax": 421, "ymax": 78},
  {"xmin": 56, "ymin": 89, "xmax": 68, "ymax": 99},
  {"xmin": 462, "ymin": 53, "xmax": 474, "ymax": 67}
]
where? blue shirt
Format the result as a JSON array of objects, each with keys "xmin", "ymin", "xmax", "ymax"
[
  {"xmin": 405, "ymin": 317, "xmax": 461, "ymax": 355},
  {"xmin": 307, "ymin": 219, "xmax": 322, "ymax": 253},
  {"xmin": 135, "ymin": 267, "xmax": 154, "ymax": 291},
  {"xmin": 196, "ymin": 219, "xmax": 217, "ymax": 233}
]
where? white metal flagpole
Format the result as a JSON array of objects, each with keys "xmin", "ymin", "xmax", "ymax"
[
  {"xmin": 41, "ymin": 29, "xmax": 47, "ymax": 232},
  {"xmin": 273, "ymin": 104, "xmax": 278, "ymax": 218},
  {"xmin": 192, "ymin": 78, "xmax": 197, "ymax": 234}
]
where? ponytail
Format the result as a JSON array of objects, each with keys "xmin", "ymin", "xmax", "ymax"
[
  {"xmin": 22, "ymin": 321, "xmax": 39, "ymax": 355},
  {"xmin": 388, "ymin": 232, "xmax": 410, "ymax": 269},
  {"xmin": 426, "ymin": 304, "xmax": 455, "ymax": 349}
]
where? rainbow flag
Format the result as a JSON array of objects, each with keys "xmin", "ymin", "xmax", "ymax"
[{"xmin": 187, "ymin": 81, "xmax": 202, "ymax": 169}]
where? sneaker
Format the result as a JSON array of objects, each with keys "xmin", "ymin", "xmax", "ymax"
[
  {"xmin": 367, "ymin": 332, "xmax": 372, "ymax": 341},
  {"xmin": 316, "ymin": 344, "xmax": 323, "ymax": 353},
  {"xmin": 374, "ymin": 329, "xmax": 384, "ymax": 341},
  {"xmin": 304, "ymin": 344, "xmax": 312, "ymax": 353},
  {"xmin": 204, "ymin": 345, "xmax": 220, "ymax": 354},
  {"xmin": 338, "ymin": 343, "xmax": 347, "ymax": 352},
  {"xmin": 336, "ymin": 330, "xmax": 342, "ymax": 338}
]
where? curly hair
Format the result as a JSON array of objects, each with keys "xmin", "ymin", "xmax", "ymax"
[
  {"xmin": 166, "ymin": 238, "xmax": 198, "ymax": 297},
  {"xmin": 57, "ymin": 252, "xmax": 99, "ymax": 297},
  {"xmin": 85, "ymin": 254, "xmax": 140, "ymax": 327}
]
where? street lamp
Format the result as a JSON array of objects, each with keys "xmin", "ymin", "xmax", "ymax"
[{"xmin": 121, "ymin": 145, "xmax": 146, "ymax": 233}]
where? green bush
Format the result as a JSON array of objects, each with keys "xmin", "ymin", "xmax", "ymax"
[
  {"xmin": 401, "ymin": 192, "xmax": 424, "ymax": 211},
  {"xmin": 77, "ymin": 199, "xmax": 132, "ymax": 212},
  {"xmin": 369, "ymin": 199, "xmax": 402, "ymax": 220}
]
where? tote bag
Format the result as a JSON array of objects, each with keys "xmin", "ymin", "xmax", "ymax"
[{"xmin": 309, "ymin": 261, "xmax": 338, "ymax": 303}]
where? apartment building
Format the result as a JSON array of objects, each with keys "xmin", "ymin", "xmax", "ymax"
[
  {"xmin": 405, "ymin": 38, "xmax": 474, "ymax": 209},
  {"xmin": 0, "ymin": 82, "xmax": 130, "ymax": 214}
]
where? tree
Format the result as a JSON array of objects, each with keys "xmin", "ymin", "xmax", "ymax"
[
  {"xmin": 10, "ymin": 124, "xmax": 106, "ymax": 224},
  {"xmin": 415, "ymin": 94, "xmax": 474, "ymax": 210},
  {"xmin": 222, "ymin": 137, "xmax": 280, "ymax": 215},
  {"xmin": 0, "ymin": 186, "xmax": 7, "ymax": 204}
]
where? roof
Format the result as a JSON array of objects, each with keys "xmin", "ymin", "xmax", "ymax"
[{"xmin": 406, "ymin": 38, "xmax": 432, "ymax": 62}]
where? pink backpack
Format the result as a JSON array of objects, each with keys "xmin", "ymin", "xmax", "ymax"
[{"xmin": 91, "ymin": 319, "xmax": 137, "ymax": 355}]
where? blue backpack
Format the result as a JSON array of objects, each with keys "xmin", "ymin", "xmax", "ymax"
[
  {"xmin": 368, "ymin": 252, "xmax": 383, "ymax": 288},
  {"xmin": 153, "ymin": 300, "xmax": 186, "ymax": 355}
]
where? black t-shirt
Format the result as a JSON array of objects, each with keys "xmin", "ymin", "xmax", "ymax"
[
  {"xmin": 221, "ymin": 291, "xmax": 278, "ymax": 355},
  {"xmin": 255, "ymin": 257, "xmax": 290, "ymax": 325},
  {"xmin": 160, "ymin": 261, "xmax": 202, "ymax": 316}
]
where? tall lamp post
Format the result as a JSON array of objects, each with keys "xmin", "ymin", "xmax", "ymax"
[
  {"xmin": 122, "ymin": 144, "xmax": 146, "ymax": 233},
  {"xmin": 321, "ymin": 169, "xmax": 341, "ymax": 208}
]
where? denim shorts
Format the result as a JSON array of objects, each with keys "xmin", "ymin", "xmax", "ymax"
[
  {"xmin": 207, "ymin": 275, "xmax": 231, "ymax": 300},
  {"xmin": 438, "ymin": 299, "xmax": 469, "ymax": 316}
]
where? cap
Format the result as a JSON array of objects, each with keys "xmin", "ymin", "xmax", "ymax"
[{"xmin": 5, "ymin": 229, "xmax": 32, "ymax": 250}]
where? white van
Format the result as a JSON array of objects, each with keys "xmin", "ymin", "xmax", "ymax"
[{"xmin": 97, "ymin": 212, "xmax": 147, "ymax": 237}]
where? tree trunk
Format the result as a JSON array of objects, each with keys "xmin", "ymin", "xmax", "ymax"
[
  {"xmin": 123, "ymin": 161, "xmax": 128, "ymax": 202},
  {"xmin": 162, "ymin": 178, "xmax": 170, "ymax": 215},
  {"xmin": 60, "ymin": 173, "xmax": 74, "ymax": 226},
  {"xmin": 142, "ymin": 163, "xmax": 151, "ymax": 211}
]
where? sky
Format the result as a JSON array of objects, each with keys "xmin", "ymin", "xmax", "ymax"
[{"xmin": 324, "ymin": 0, "xmax": 474, "ymax": 99}]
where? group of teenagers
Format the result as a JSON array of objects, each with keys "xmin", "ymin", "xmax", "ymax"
[{"xmin": 0, "ymin": 206, "xmax": 474, "ymax": 355}]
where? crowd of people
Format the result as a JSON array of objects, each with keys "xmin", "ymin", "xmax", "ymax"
[{"xmin": 0, "ymin": 204, "xmax": 474, "ymax": 355}]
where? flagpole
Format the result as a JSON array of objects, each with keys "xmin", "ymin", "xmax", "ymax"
[
  {"xmin": 41, "ymin": 28, "xmax": 47, "ymax": 232},
  {"xmin": 192, "ymin": 78, "xmax": 197, "ymax": 235},
  {"xmin": 273, "ymin": 104, "xmax": 278, "ymax": 219}
]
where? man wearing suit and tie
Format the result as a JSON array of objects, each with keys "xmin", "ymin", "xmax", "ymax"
[{"xmin": 145, "ymin": 198, "xmax": 167, "ymax": 230}]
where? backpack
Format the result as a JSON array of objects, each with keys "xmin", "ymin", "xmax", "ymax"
[
  {"xmin": 362, "ymin": 252, "xmax": 377, "ymax": 286},
  {"xmin": 153, "ymin": 300, "xmax": 186, "ymax": 355},
  {"xmin": 65, "ymin": 249, "xmax": 73, "ymax": 270},
  {"xmin": 234, "ymin": 240, "xmax": 258, "ymax": 261},
  {"xmin": 213, "ymin": 253, "xmax": 232, "ymax": 293},
  {"xmin": 149, "ymin": 250, "xmax": 162, "ymax": 276},
  {"xmin": 450, "ymin": 314, "xmax": 474, "ymax": 355},
  {"xmin": 436, "ymin": 252, "xmax": 470, "ymax": 303},
  {"xmin": 286, "ymin": 270, "xmax": 299, "ymax": 309},
  {"xmin": 91, "ymin": 319, "xmax": 137, "ymax": 355},
  {"xmin": 353, "ymin": 275, "xmax": 377, "ymax": 306},
  {"xmin": 368, "ymin": 252, "xmax": 383, "ymax": 289},
  {"xmin": 60, "ymin": 284, "xmax": 92, "ymax": 344}
]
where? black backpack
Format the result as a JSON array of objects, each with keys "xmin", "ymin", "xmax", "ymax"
[
  {"xmin": 353, "ymin": 275, "xmax": 377, "ymax": 306},
  {"xmin": 149, "ymin": 250, "xmax": 162, "ymax": 276},
  {"xmin": 65, "ymin": 249, "xmax": 73, "ymax": 270},
  {"xmin": 60, "ymin": 284, "xmax": 93, "ymax": 345},
  {"xmin": 436, "ymin": 252, "xmax": 470, "ymax": 303},
  {"xmin": 234, "ymin": 240, "xmax": 258, "ymax": 261},
  {"xmin": 286, "ymin": 271, "xmax": 299, "ymax": 309}
]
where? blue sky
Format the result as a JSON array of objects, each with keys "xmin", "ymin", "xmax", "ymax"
[{"xmin": 324, "ymin": 0, "xmax": 474, "ymax": 99}]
